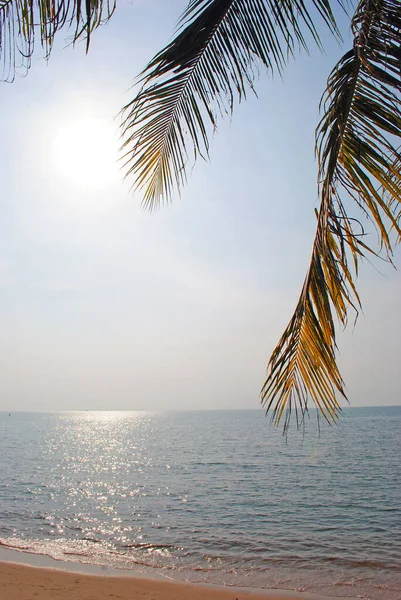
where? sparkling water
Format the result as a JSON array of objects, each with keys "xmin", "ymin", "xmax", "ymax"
[{"xmin": 0, "ymin": 408, "xmax": 400, "ymax": 599}]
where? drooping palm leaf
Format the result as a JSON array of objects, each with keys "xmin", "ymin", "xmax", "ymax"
[
  {"xmin": 261, "ymin": 0, "xmax": 401, "ymax": 432},
  {"xmin": 121, "ymin": 0, "xmax": 341, "ymax": 210},
  {"xmin": 0, "ymin": 0, "xmax": 115, "ymax": 81}
]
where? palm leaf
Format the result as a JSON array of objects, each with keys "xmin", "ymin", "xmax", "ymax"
[
  {"xmin": 0, "ymin": 0, "xmax": 115, "ymax": 81},
  {"xmin": 262, "ymin": 0, "xmax": 401, "ymax": 432},
  {"xmin": 120, "ymin": 0, "xmax": 341, "ymax": 210}
]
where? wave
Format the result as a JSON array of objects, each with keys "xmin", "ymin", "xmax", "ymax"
[
  {"xmin": 1, "ymin": 536, "xmax": 400, "ymax": 600},
  {"xmin": 1, "ymin": 536, "xmax": 400, "ymax": 574}
]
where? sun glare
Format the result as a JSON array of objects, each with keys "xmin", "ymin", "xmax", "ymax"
[{"xmin": 48, "ymin": 114, "xmax": 121, "ymax": 199}]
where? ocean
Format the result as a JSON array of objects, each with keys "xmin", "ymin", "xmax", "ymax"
[{"xmin": 0, "ymin": 408, "xmax": 399, "ymax": 599}]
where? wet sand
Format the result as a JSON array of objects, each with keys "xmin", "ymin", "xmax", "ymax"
[{"xmin": 0, "ymin": 561, "xmax": 337, "ymax": 600}]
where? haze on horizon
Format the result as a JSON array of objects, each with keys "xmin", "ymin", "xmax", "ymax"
[{"xmin": 1, "ymin": 0, "xmax": 400, "ymax": 413}]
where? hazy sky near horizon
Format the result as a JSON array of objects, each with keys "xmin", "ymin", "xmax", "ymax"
[{"xmin": 1, "ymin": 0, "xmax": 400, "ymax": 412}]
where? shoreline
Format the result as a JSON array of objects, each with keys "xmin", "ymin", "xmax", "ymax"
[
  {"xmin": 0, "ymin": 562, "xmax": 349, "ymax": 600},
  {"xmin": 0, "ymin": 550, "xmax": 351, "ymax": 600},
  {"xmin": 0, "ymin": 545, "xmax": 157, "ymax": 578}
]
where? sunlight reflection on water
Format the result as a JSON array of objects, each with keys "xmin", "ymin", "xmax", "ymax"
[{"xmin": 0, "ymin": 408, "xmax": 400, "ymax": 600}]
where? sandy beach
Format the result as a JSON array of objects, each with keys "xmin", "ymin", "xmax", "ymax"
[
  {"xmin": 0, "ymin": 562, "xmax": 334, "ymax": 600},
  {"xmin": 0, "ymin": 412, "xmax": 398, "ymax": 600}
]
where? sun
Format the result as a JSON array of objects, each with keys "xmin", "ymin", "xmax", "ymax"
[
  {"xmin": 34, "ymin": 94, "xmax": 127, "ymax": 216},
  {"xmin": 49, "ymin": 114, "xmax": 120, "ymax": 195}
]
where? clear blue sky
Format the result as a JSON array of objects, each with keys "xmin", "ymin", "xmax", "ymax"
[{"xmin": 1, "ymin": 0, "xmax": 400, "ymax": 411}]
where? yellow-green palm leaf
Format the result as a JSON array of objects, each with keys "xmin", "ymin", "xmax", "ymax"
[
  {"xmin": 261, "ymin": 0, "xmax": 401, "ymax": 432},
  {"xmin": 120, "ymin": 0, "xmax": 340, "ymax": 210}
]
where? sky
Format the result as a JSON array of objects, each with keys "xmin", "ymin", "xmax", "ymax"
[{"xmin": 0, "ymin": 0, "xmax": 400, "ymax": 412}]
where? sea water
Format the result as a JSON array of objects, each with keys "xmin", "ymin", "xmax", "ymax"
[{"xmin": 0, "ymin": 408, "xmax": 399, "ymax": 599}]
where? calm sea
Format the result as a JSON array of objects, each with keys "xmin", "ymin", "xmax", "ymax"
[{"xmin": 0, "ymin": 408, "xmax": 400, "ymax": 599}]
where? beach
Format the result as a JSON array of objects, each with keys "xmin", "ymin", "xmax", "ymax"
[
  {"xmin": 0, "ymin": 562, "xmax": 332, "ymax": 600},
  {"xmin": 0, "ymin": 410, "xmax": 399, "ymax": 600}
]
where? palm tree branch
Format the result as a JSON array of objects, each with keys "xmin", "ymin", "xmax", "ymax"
[
  {"xmin": 0, "ymin": 0, "xmax": 115, "ymax": 81},
  {"xmin": 120, "ymin": 0, "xmax": 341, "ymax": 210},
  {"xmin": 262, "ymin": 0, "xmax": 401, "ymax": 431}
]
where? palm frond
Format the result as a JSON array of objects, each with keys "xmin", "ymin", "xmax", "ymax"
[
  {"xmin": 120, "ymin": 0, "xmax": 341, "ymax": 210},
  {"xmin": 262, "ymin": 0, "xmax": 401, "ymax": 432},
  {"xmin": 0, "ymin": 0, "xmax": 115, "ymax": 81}
]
